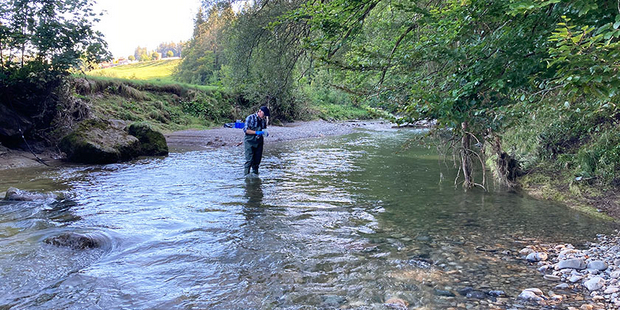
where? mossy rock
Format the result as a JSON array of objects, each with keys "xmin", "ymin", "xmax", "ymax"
[
  {"xmin": 128, "ymin": 122, "xmax": 169, "ymax": 156},
  {"xmin": 59, "ymin": 119, "xmax": 141, "ymax": 164}
]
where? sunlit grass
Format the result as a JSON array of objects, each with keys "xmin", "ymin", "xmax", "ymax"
[
  {"xmin": 87, "ymin": 59, "xmax": 181, "ymax": 83},
  {"xmin": 79, "ymin": 75, "xmax": 219, "ymax": 92}
]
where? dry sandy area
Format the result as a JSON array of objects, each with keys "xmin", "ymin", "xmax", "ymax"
[{"xmin": 0, "ymin": 120, "xmax": 395, "ymax": 170}]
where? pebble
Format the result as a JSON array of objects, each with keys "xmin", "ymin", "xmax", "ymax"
[
  {"xmin": 526, "ymin": 252, "xmax": 548, "ymax": 262},
  {"xmin": 557, "ymin": 258, "xmax": 586, "ymax": 270},
  {"xmin": 384, "ymin": 297, "xmax": 408, "ymax": 309},
  {"xmin": 583, "ymin": 277, "xmax": 605, "ymax": 291},
  {"xmin": 544, "ymin": 274, "xmax": 561, "ymax": 281},
  {"xmin": 587, "ymin": 260, "xmax": 608, "ymax": 271},
  {"xmin": 518, "ymin": 288, "xmax": 546, "ymax": 302}
]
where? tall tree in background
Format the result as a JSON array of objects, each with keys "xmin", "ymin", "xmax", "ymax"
[
  {"xmin": 223, "ymin": 0, "xmax": 311, "ymax": 119},
  {"xmin": 156, "ymin": 41, "xmax": 183, "ymax": 58},
  {"xmin": 291, "ymin": 0, "xmax": 620, "ymax": 188},
  {"xmin": 0, "ymin": 0, "xmax": 110, "ymax": 146},
  {"xmin": 176, "ymin": 4, "xmax": 234, "ymax": 85},
  {"xmin": 133, "ymin": 46, "xmax": 148, "ymax": 61}
]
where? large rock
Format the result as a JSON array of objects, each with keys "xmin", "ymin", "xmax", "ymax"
[
  {"xmin": 127, "ymin": 122, "xmax": 168, "ymax": 156},
  {"xmin": 59, "ymin": 119, "xmax": 141, "ymax": 164},
  {"xmin": 59, "ymin": 119, "xmax": 168, "ymax": 164}
]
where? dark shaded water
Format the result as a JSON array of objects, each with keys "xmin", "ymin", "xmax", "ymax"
[{"xmin": 0, "ymin": 128, "xmax": 617, "ymax": 309}]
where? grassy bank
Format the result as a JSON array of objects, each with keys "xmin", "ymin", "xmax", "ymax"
[{"xmin": 71, "ymin": 75, "xmax": 233, "ymax": 133}]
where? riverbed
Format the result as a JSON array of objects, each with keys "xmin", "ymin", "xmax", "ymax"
[{"xmin": 0, "ymin": 126, "xmax": 617, "ymax": 309}]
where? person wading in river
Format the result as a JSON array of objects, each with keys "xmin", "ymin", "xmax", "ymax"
[{"xmin": 243, "ymin": 106, "xmax": 270, "ymax": 175}]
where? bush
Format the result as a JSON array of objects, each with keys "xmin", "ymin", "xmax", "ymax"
[{"xmin": 502, "ymin": 105, "xmax": 620, "ymax": 186}]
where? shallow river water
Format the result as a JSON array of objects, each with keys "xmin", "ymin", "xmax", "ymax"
[{"xmin": 0, "ymin": 127, "xmax": 617, "ymax": 309}]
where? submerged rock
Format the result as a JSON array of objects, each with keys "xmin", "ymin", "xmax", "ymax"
[
  {"xmin": 4, "ymin": 187, "xmax": 57, "ymax": 201},
  {"xmin": 44, "ymin": 232, "xmax": 101, "ymax": 249},
  {"xmin": 384, "ymin": 297, "xmax": 408, "ymax": 309}
]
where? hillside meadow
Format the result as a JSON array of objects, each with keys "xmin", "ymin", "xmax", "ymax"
[{"xmin": 87, "ymin": 59, "xmax": 181, "ymax": 83}]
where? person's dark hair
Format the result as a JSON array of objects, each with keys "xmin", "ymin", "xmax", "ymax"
[{"xmin": 259, "ymin": 106, "xmax": 270, "ymax": 116}]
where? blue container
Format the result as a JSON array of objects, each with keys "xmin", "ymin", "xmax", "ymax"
[{"xmin": 234, "ymin": 120, "xmax": 244, "ymax": 128}]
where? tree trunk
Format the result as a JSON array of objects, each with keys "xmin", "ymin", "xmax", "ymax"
[
  {"xmin": 492, "ymin": 134, "xmax": 518, "ymax": 187},
  {"xmin": 461, "ymin": 121, "xmax": 474, "ymax": 189}
]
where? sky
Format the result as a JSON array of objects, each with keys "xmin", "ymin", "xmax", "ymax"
[{"xmin": 93, "ymin": 0, "xmax": 202, "ymax": 59}]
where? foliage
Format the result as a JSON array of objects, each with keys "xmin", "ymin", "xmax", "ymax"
[
  {"xmin": 221, "ymin": 0, "xmax": 313, "ymax": 120},
  {"xmin": 134, "ymin": 46, "xmax": 148, "ymax": 61},
  {"xmin": 175, "ymin": 4, "xmax": 234, "ymax": 85},
  {"xmin": 156, "ymin": 41, "xmax": 183, "ymax": 58},
  {"xmin": 0, "ymin": 0, "xmax": 110, "ymax": 72},
  {"xmin": 0, "ymin": 0, "xmax": 111, "ymax": 144}
]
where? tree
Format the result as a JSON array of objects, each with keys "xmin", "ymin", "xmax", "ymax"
[
  {"xmin": 176, "ymin": 3, "xmax": 235, "ymax": 85},
  {"xmin": 223, "ymin": 0, "xmax": 312, "ymax": 119},
  {"xmin": 166, "ymin": 50, "xmax": 174, "ymax": 58},
  {"xmin": 292, "ymin": 0, "xmax": 620, "ymax": 188},
  {"xmin": 0, "ymin": 0, "xmax": 110, "ymax": 145},
  {"xmin": 151, "ymin": 51, "xmax": 160, "ymax": 60},
  {"xmin": 134, "ymin": 46, "xmax": 148, "ymax": 61},
  {"xmin": 156, "ymin": 41, "xmax": 183, "ymax": 57},
  {"xmin": 128, "ymin": 55, "xmax": 135, "ymax": 61}
]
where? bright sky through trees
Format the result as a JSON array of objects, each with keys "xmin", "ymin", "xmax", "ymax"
[{"xmin": 93, "ymin": 0, "xmax": 202, "ymax": 58}]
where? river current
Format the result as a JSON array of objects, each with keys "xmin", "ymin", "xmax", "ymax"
[{"xmin": 0, "ymin": 127, "xmax": 617, "ymax": 309}]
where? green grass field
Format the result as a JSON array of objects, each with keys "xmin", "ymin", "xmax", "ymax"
[{"xmin": 88, "ymin": 59, "xmax": 181, "ymax": 83}]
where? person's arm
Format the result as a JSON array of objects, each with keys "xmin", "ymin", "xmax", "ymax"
[{"xmin": 243, "ymin": 115, "xmax": 255, "ymax": 134}]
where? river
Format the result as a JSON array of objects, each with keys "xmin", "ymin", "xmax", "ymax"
[{"xmin": 0, "ymin": 127, "xmax": 617, "ymax": 309}]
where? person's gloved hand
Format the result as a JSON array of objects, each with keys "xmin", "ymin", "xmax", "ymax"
[{"xmin": 255, "ymin": 131, "xmax": 264, "ymax": 136}]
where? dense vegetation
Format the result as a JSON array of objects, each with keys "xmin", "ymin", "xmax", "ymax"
[{"xmin": 177, "ymin": 0, "xmax": 620, "ymax": 191}]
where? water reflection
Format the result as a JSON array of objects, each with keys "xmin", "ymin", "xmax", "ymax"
[
  {"xmin": 243, "ymin": 176, "xmax": 264, "ymax": 221},
  {"xmin": 244, "ymin": 176, "xmax": 263, "ymax": 207}
]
